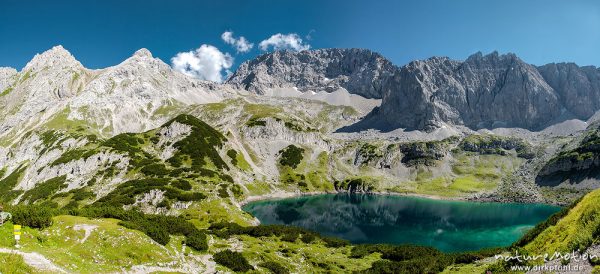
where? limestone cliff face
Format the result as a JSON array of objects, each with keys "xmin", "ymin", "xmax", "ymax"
[
  {"xmin": 537, "ymin": 63, "xmax": 600, "ymax": 119},
  {"xmin": 360, "ymin": 52, "xmax": 563, "ymax": 131},
  {"xmin": 226, "ymin": 48, "xmax": 396, "ymax": 99}
]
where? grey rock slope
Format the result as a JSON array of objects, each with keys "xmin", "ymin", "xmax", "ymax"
[
  {"xmin": 226, "ymin": 48, "xmax": 396, "ymax": 99},
  {"xmin": 537, "ymin": 63, "xmax": 600, "ymax": 119},
  {"xmin": 351, "ymin": 52, "xmax": 600, "ymax": 131}
]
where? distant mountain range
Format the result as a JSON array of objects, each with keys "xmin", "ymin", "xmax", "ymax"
[{"xmin": 228, "ymin": 49, "xmax": 600, "ymax": 131}]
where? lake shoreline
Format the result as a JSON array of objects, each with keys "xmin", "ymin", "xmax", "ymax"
[
  {"xmin": 240, "ymin": 190, "xmax": 560, "ymax": 207},
  {"xmin": 241, "ymin": 191, "xmax": 474, "ymax": 207}
]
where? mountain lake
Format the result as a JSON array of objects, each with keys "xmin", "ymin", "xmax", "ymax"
[{"xmin": 242, "ymin": 194, "xmax": 561, "ymax": 252}]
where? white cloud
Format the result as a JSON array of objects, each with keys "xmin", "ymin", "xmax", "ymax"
[
  {"xmin": 171, "ymin": 44, "xmax": 233, "ymax": 83},
  {"xmin": 221, "ymin": 31, "xmax": 254, "ymax": 53},
  {"xmin": 259, "ymin": 33, "xmax": 311, "ymax": 51}
]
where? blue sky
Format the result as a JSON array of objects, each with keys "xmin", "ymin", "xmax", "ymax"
[{"xmin": 1, "ymin": 0, "xmax": 599, "ymax": 74}]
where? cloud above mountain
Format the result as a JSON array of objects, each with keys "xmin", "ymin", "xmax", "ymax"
[
  {"xmin": 259, "ymin": 33, "xmax": 310, "ymax": 51},
  {"xmin": 171, "ymin": 45, "xmax": 233, "ymax": 82},
  {"xmin": 221, "ymin": 31, "xmax": 254, "ymax": 53}
]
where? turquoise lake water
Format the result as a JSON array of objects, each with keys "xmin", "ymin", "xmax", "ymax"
[{"xmin": 242, "ymin": 194, "xmax": 560, "ymax": 252}]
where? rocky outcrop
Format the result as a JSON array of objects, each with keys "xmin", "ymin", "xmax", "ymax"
[
  {"xmin": 333, "ymin": 178, "xmax": 374, "ymax": 193},
  {"xmin": 537, "ymin": 129, "xmax": 600, "ymax": 185},
  {"xmin": 0, "ymin": 67, "xmax": 17, "ymax": 92},
  {"xmin": 399, "ymin": 141, "xmax": 448, "ymax": 166},
  {"xmin": 460, "ymin": 134, "xmax": 535, "ymax": 159},
  {"xmin": 242, "ymin": 118, "xmax": 331, "ymax": 151},
  {"xmin": 226, "ymin": 48, "xmax": 396, "ymax": 99}
]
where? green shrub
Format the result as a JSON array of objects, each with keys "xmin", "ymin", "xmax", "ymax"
[
  {"xmin": 278, "ymin": 145, "xmax": 304, "ymax": 169},
  {"xmin": 218, "ymin": 184, "xmax": 229, "ymax": 198},
  {"xmin": 351, "ymin": 243, "xmax": 503, "ymax": 274},
  {"xmin": 166, "ymin": 114, "xmax": 229, "ymax": 171},
  {"xmin": 94, "ymin": 178, "xmax": 205, "ymax": 207},
  {"xmin": 213, "ymin": 250, "xmax": 254, "ymax": 272},
  {"xmin": 102, "ymin": 133, "xmax": 144, "ymax": 156},
  {"xmin": 23, "ymin": 175, "xmax": 67, "ymax": 203},
  {"xmin": 227, "ymin": 149, "xmax": 238, "ymax": 166},
  {"xmin": 230, "ymin": 184, "xmax": 244, "ymax": 197},
  {"xmin": 300, "ymin": 232, "xmax": 317, "ymax": 243},
  {"xmin": 259, "ymin": 261, "xmax": 289, "ymax": 274},
  {"xmin": 71, "ymin": 190, "xmax": 95, "ymax": 201},
  {"xmin": 10, "ymin": 205, "xmax": 54, "ymax": 229},
  {"xmin": 357, "ymin": 143, "xmax": 383, "ymax": 165},
  {"xmin": 322, "ymin": 236, "xmax": 349, "ymax": 248},
  {"xmin": 185, "ymin": 230, "xmax": 208, "ymax": 251},
  {"xmin": 460, "ymin": 134, "xmax": 534, "ymax": 159},
  {"xmin": 140, "ymin": 163, "xmax": 169, "ymax": 176},
  {"xmin": 284, "ymin": 121, "xmax": 304, "ymax": 131},
  {"xmin": 209, "ymin": 222, "xmax": 343, "ymax": 246},
  {"xmin": 399, "ymin": 141, "xmax": 447, "ymax": 166},
  {"xmin": 246, "ymin": 118, "xmax": 266, "ymax": 127},
  {"xmin": 171, "ymin": 180, "xmax": 192, "ymax": 191},
  {"xmin": 0, "ymin": 166, "xmax": 25, "ymax": 202},
  {"xmin": 333, "ymin": 178, "xmax": 374, "ymax": 193},
  {"xmin": 51, "ymin": 149, "xmax": 97, "ymax": 166}
]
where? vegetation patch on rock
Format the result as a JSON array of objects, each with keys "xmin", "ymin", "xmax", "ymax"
[
  {"xmin": 278, "ymin": 145, "xmax": 305, "ymax": 169},
  {"xmin": 460, "ymin": 134, "xmax": 534, "ymax": 159}
]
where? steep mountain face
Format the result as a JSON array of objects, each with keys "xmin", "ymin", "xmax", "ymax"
[
  {"xmin": 537, "ymin": 62, "xmax": 600, "ymax": 119},
  {"xmin": 67, "ymin": 48, "xmax": 227, "ymax": 135},
  {"xmin": 226, "ymin": 48, "xmax": 396, "ymax": 99},
  {"xmin": 0, "ymin": 46, "xmax": 88, "ymax": 135},
  {"xmin": 353, "ymin": 52, "xmax": 563, "ymax": 131}
]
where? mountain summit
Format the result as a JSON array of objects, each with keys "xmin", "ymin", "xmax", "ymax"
[
  {"xmin": 227, "ymin": 48, "xmax": 396, "ymax": 99},
  {"xmin": 23, "ymin": 45, "xmax": 83, "ymax": 72}
]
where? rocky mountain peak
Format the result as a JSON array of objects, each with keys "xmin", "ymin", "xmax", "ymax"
[
  {"xmin": 463, "ymin": 51, "xmax": 522, "ymax": 69},
  {"xmin": 226, "ymin": 48, "xmax": 397, "ymax": 99},
  {"xmin": 133, "ymin": 48, "xmax": 153, "ymax": 58},
  {"xmin": 0, "ymin": 67, "xmax": 17, "ymax": 75},
  {"xmin": 116, "ymin": 48, "xmax": 169, "ymax": 72},
  {"xmin": 23, "ymin": 45, "xmax": 83, "ymax": 72}
]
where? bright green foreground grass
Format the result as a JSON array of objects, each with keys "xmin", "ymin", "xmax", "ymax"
[
  {"xmin": 0, "ymin": 214, "xmax": 382, "ymax": 273},
  {"xmin": 0, "ymin": 215, "xmax": 182, "ymax": 273},
  {"xmin": 226, "ymin": 234, "xmax": 380, "ymax": 273},
  {"xmin": 0, "ymin": 253, "xmax": 36, "ymax": 274},
  {"xmin": 525, "ymin": 188, "xmax": 600, "ymax": 255}
]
